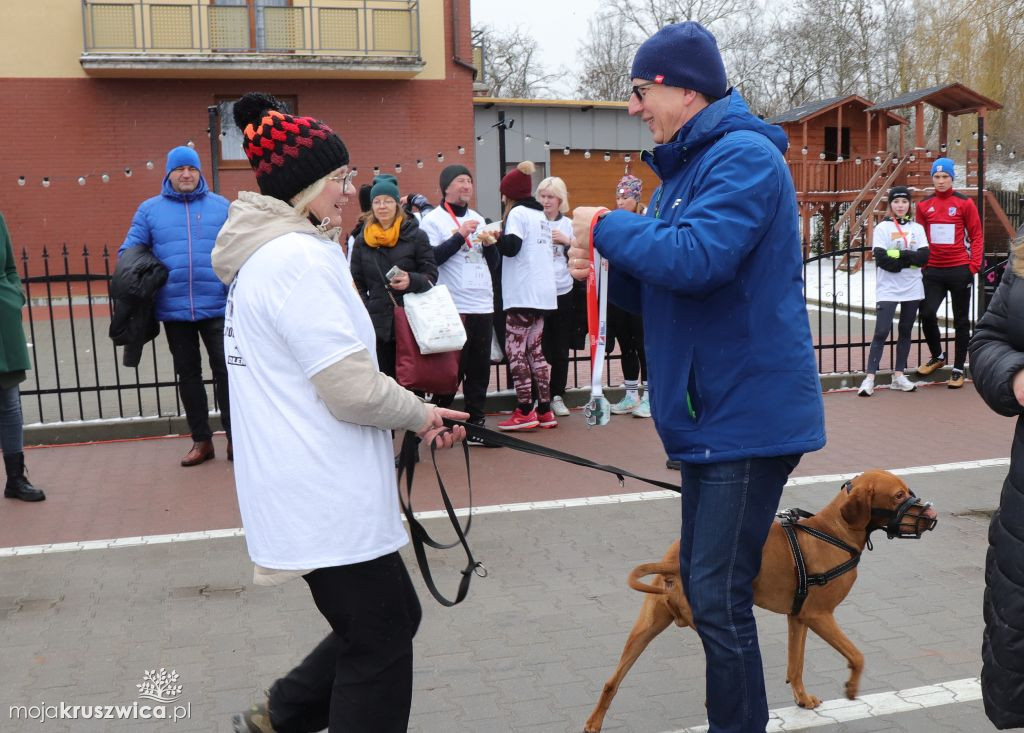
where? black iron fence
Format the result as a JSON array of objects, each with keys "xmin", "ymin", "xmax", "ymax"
[{"xmin": 17, "ymin": 244, "xmax": 1009, "ymax": 425}]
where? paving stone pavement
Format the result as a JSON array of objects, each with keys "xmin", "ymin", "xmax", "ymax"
[{"xmin": 0, "ymin": 464, "xmax": 1004, "ymax": 733}]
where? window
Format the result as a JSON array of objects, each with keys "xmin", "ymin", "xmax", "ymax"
[{"xmin": 216, "ymin": 95, "xmax": 297, "ymax": 168}]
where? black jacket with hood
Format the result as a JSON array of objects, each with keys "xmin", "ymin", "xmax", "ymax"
[
  {"xmin": 108, "ymin": 246, "xmax": 169, "ymax": 367},
  {"xmin": 350, "ymin": 215, "xmax": 438, "ymax": 344},
  {"xmin": 969, "ymin": 264, "xmax": 1024, "ymax": 729}
]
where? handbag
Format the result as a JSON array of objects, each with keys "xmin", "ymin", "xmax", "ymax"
[
  {"xmin": 394, "ymin": 306, "xmax": 461, "ymax": 393},
  {"xmin": 489, "ymin": 326, "xmax": 505, "ymax": 364},
  {"xmin": 375, "ymin": 260, "xmax": 461, "ymax": 394},
  {"xmin": 402, "ymin": 284, "xmax": 467, "ymax": 354}
]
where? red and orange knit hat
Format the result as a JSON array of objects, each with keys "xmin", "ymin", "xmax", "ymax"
[{"xmin": 232, "ymin": 92, "xmax": 349, "ymax": 203}]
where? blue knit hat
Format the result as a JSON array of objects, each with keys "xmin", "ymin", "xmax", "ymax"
[
  {"xmin": 370, "ymin": 174, "xmax": 400, "ymax": 203},
  {"xmin": 165, "ymin": 146, "xmax": 201, "ymax": 175},
  {"xmin": 630, "ymin": 21, "xmax": 728, "ymax": 100},
  {"xmin": 931, "ymin": 157, "xmax": 955, "ymax": 179}
]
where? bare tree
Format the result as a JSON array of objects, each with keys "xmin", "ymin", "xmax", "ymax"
[
  {"xmin": 473, "ymin": 24, "xmax": 560, "ymax": 99},
  {"xmin": 574, "ymin": 13, "xmax": 639, "ymax": 101}
]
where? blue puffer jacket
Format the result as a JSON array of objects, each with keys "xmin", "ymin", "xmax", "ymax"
[
  {"xmin": 594, "ymin": 89, "xmax": 825, "ymax": 463},
  {"xmin": 119, "ymin": 174, "xmax": 229, "ymax": 321}
]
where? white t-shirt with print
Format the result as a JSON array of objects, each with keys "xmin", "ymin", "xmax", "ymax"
[
  {"xmin": 224, "ymin": 232, "xmax": 407, "ymax": 570},
  {"xmin": 546, "ymin": 215, "xmax": 574, "ymax": 296},
  {"xmin": 501, "ymin": 205, "xmax": 558, "ymax": 311},
  {"xmin": 872, "ymin": 219, "xmax": 928, "ymax": 302},
  {"xmin": 419, "ymin": 204, "xmax": 492, "ymax": 314}
]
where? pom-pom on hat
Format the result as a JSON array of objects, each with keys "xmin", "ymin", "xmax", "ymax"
[
  {"xmin": 888, "ymin": 185, "xmax": 912, "ymax": 205},
  {"xmin": 370, "ymin": 174, "xmax": 400, "ymax": 204},
  {"xmin": 931, "ymin": 157, "xmax": 955, "ymax": 179},
  {"xmin": 500, "ymin": 160, "xmax": 536, "ymax": 201},
  {"xmin": 440, "ymin": 165, "xmax": 473, "ymax": 196},
  {"xmin": 616, "ymin": 174, "xmax": 643, "ymax": 201},
  {"xmin": 630, "ymin": 21, "xmax": 728, "ymax": 100},
  {"xmin": 233, "ymin": 92, "xmax": 349, "ymax": 203},
  {"xmin": 165, "ymin": 146, "xmax": 201, "ymax": 175}
]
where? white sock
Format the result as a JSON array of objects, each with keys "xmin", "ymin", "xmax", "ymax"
[{"xmin": 624, "ymin": 380, "xmax": 639, "ymax": 399}]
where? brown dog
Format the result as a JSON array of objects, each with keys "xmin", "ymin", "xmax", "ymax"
[{"xmin": 584, "ymin": 470, "xmax": 938, "ymax": 733}]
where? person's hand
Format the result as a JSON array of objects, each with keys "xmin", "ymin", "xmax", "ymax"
[
  {"xmin": 1013, "ymin": 370, "xmax": 1024, "ymax": 407},
  {"xmin": 567, "ymin": 241, "xmax": 592, "ymax": 282},
  {"xmin": 417, "ymin": 406, "xmax": 469, "ymax": 449},
  {"xmin": 570, "ymin": 206, "xmax": 606, "ymax": 280},
  {"xmin": 389, "ymin": 271, "xmax": 410, "ymax": 291},
  {"xmin": 551, "ymin": 228, "xmax": 572, "ymax": 247},
  {"xmin": 458, "ymin": 220, "xmax": 479, "ymax": 239}
]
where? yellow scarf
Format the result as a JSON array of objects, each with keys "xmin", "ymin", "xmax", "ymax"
[{"xmin": 363, "ymin": 214, "xmax": 403, "ymax": 248}]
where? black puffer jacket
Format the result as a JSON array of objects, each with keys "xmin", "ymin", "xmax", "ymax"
[
  {"xmin": 350, "ymin": 215, "xmax": 437, "ymax": 343},
  {"xmin": 109, "ymin": 246, "xmax": 168, "ymax": 367},
  {"xmin": 968, "ymin": 265, "xmax": 1024, "ymax": 730}
]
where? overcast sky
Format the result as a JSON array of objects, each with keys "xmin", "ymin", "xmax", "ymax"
[{"xmin": 470, "ymin": 0, "xmax": 603, "ymax": 97}]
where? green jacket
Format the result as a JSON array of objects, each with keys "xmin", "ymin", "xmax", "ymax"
[{"xmin": 0, "ymin": 214, "xmax": 31, "ymax": 375}]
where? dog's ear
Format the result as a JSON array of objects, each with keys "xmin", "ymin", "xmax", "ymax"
[{"xmin": 840, "ymin": 474, "xmax": 875, "ymax": 530}]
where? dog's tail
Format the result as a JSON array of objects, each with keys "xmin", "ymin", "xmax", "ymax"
[{"xmin": 628, "ymin": 561, "xmax": 678, "ymax": 595}]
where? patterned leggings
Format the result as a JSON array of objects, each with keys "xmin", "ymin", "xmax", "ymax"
[{"xmin": 505, "ymin": 309, "xmax": 550, "ymax": 406}]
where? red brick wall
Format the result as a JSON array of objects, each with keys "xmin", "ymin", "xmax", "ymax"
[{"xmin": 1, "ymin": 0, "xmax": 475, "ymax": 274}]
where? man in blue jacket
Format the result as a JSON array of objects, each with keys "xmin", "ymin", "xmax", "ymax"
[
  {"xmin": 120, "ymin": 146, "xmax": 231, "ymax": 466},
  {"xmin": 569, "ymin": 22, "xmax": 826, "ymax": 733}
]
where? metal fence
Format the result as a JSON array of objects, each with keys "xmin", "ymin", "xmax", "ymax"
[{"xmin": 18, "ymin": 244, "xmax": 1008, "ymax": 425}]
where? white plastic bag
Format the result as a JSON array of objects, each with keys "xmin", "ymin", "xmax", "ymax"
[
  {"xmin": 490, "ymin": 327, "xmax": 504, "ymax": 363},
  {"xmin": 402, "ymin": 284, "xmax": 467, "ymax": 354}
]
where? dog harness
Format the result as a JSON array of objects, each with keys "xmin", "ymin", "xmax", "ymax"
[{"xmin": 777, "ymin": 507, "xmax": 861, "ymax": 616}]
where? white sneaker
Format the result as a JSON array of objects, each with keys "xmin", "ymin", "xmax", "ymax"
[
  {"xmin": 857, "ymin": 376, "xmax": 874, "ymax": 397},
  {"xmin": 890, "ymin": 374, "xmax": 917, "ymax": 392},
  {"xmin": 551, "ymin": 395, "xmax": 570, "ymax": 416},
  {"xmin": 610, "ymin": 393, "xmax": 640, "ymax": 414},
  {"xmin": 632, "ymin": 394, "xmax": 651, "ymax": 418}
]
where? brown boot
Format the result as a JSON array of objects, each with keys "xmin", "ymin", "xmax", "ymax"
[{"xmin": 181, "ymin": 440, "xmax": 215, "ymax": 467}]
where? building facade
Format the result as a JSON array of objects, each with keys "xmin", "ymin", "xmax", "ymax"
[{"xmin": 2, "ymin": 0, "xmax": 476, "ymax": 268}]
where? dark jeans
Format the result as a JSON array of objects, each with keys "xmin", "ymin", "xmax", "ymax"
[
  {"xmin": 377, "ymin": 339, "xmax": 397, "ymax": 380},
  {"xmin": 919, "ymin": 265, "xmax": 973, "ymax": 370},
  {"xmin": 608, "ymin": 304, "xmax": 646, "ymax": 382},
  {"xmin": 679, "ymin": 454, "xmax": 801, "ymax": 733},
  {"xmin": 0, "ymin": 384, "xmax": 23, "ymax": 455},
  {"xmin": 268, "ymin": 552, "xmax": 422, "ymax": 733},
  {"xmin": 866, "ymin": 300, "xmax": 919, "ymax": 374},
  {"xmin": 434, "ymin": 313, "xmax": 492, "ymax": 423},
  {"xmin": 163, "ymin": 318, "xmax": 230, "ymax": 442}
]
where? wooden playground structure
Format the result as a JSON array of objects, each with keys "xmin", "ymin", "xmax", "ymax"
[{"xmin": 767, "ymin": 83, "xmax": 1017, "ymax": 270}]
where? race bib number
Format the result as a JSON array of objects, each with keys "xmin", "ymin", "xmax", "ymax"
[{"xmin": 930, "ymin": 223, "xmax": 955, "ymax": 245}]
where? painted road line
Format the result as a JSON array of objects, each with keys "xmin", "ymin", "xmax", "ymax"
[
  {"xmin": 0, "ymin": 459, "xmax": 1008, "ymax": 558},
  {"xmin": 666, "ymin": 677, "xmax": 982, "ymax": 733}
]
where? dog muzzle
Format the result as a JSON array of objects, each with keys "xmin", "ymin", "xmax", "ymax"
[{"xmin": 871, "ymin": 491, "xmax": 938, "ymax": 539}]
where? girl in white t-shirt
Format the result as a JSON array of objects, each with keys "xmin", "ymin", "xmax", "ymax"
[
  {"xmin": 859, "ymin": 186, "xmax": 930, "ymax": 396},
  {"xmin": 495, "ymin": 161, "xmax": 558, "ymax": 430},
  {"xmin": 536, "ymin": 176, "xmax": 578, "ymax": 417}
]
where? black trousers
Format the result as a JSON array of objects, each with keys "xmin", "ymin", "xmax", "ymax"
[
  {"xmin": 434, "ymin": 313, "xmax": 492, "ymax": 423},
  {"xmin": 542, "ymin": 291, "xmax": 574, "ymax": 398},
  {"xmin": 607, "ymin": 305, "xmax": 646, "ymax": 382},
  {"xmin": 268, "ymin": 552, "xmax": 422, "ymax": 733},
  {"xmin": 163, "ymin": 318, "xmax": 230, "ymax": 442},
  {"xmin": 919, "ymin": 264, "xmax": 973, "ymax": 370},
  {"xmin": 866, "ymin": 300, "xmax": 919, "ymax": 374}
]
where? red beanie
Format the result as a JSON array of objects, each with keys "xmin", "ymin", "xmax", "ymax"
[{"xmin": 500, "ymin": 161, "xmax": 536, "ymax": 201}]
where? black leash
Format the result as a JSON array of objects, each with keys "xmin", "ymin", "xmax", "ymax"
[
  {"xmin": 397, "ymin": 418, "xmax": 681, "ymax": 606},
  {"xmin": 776, "ymin": 507, "xmax": 862, "ymax": 616}
]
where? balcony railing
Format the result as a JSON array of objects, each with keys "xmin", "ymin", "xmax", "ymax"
[{"xmin": 81, "ymin": 0, "xmax": 420, "ymax": 59}]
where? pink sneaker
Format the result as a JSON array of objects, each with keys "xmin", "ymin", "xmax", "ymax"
[
  {"xmin": 537, "ymin": 410, "xmax": 558, "ymax": 429},
  {"xmin": 498, "ymin": 408, "xmax": 539, "ymax": 431}
]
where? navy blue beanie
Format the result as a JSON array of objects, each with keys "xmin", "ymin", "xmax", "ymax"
[
  {"xmin": 165, "ymin": 146, "xmax": 201, "ymax": 175},
  {"xmin": 931, "ymin": 157, "xmax": 955, "ymax": 179},
  {"xmin": 630, "ymin": 21, "xmax": 728, "ymax": 100}
]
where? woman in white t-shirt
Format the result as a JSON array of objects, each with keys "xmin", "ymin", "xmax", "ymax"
[
  {"xmin": 858, "ymin": 186, "xmax": 930, "ymax": 396},
  {"xmin": 211, "ymin": 93, "xmax": 466, "ymax": 733},
  {"xmin": 536, "ymin": 176, "xmax": 578, "ymax": 417},
  {"xmin": 495, "ymin": 161, "xmax": 558, "ymax": 430}
]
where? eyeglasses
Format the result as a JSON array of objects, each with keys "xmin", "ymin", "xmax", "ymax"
[
  {"xmin": 328, "ymin": 171, "xmax": 357, "ymax": 187},
  {"xmin": 631, "ymin": 82, "xmax": 657, "ymax": 102}
]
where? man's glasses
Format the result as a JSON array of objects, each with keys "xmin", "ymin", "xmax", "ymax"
[{"xmin": 631, "ymin": 82, "xmax": 657, "ymax": 102}]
